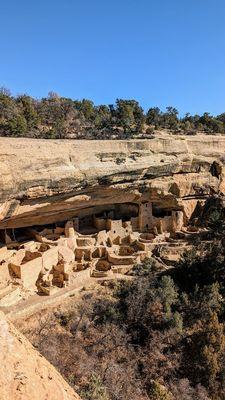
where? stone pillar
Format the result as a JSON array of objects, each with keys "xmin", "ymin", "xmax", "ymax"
[
  {"xmin": 171, "ymin": 211, "xmax": 184, "ymax": 232},
  {"xmin": 158, "ymin": 219, "xmax": 163, "ymax": 234},
  {"xmin": 65, "ymin": 220, "xmax": 75, "ymax": 238}
]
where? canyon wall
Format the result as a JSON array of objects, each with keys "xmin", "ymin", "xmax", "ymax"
[{"xmin": 0, "ymin": 135, "xmax": 225, "ymax": 229}]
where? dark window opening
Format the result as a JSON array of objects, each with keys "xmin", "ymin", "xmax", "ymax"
[{"xmin": 152, "ymin": 205, "xmax": 172, "ymax": 218}]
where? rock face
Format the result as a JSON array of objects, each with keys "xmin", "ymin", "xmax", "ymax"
[
  {"xmin": 0, "ymin": 311, "xmax": 80, "ymax": 400},
  {"xmin": 1, "ymin": 136, "xmax": 224, "ymax": 399},
  {"xmin": 0, "ymin": 135, "xmax": 225, "ymax": 229}
]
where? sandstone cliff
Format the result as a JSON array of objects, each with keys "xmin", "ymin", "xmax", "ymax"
[
  {"xmin": 0, "ymin": 311, "xmax": 80, "ymax": 400},
  {"xmin": 0, "ymin": 135, "xmax": 225, "ymax": 229}
]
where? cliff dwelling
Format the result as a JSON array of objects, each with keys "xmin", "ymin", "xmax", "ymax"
[
  {"xmin": 0, "ymin": 196, "xmax": 203, "ymax": 304},
  {"xmin": 0, "ymin": 136, "xmax": 223, "ymax": 309}
]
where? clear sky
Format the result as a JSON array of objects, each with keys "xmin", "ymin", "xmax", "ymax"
[{"xmin": 0, "ymin": 0, "xmax": 225, "ymax": 116}]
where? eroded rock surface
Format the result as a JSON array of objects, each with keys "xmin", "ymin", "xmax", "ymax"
[
  {"xmin": 0, "ymin": 310, "xmax": 80, "ymax": 400},
  {"xmin": 0, "ymin": 135, "xmax": 225, "ymax": 229}
]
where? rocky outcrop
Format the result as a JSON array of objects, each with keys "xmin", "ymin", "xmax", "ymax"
[
  {"xmin": 0, "ymin": 311, "xmax": 80, "ymax": 400},
  {"xmin": 0, "ymin": 135, "xmax": 225, "ymax": 229}
]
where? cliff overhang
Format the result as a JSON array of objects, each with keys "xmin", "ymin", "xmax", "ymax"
[{"xmin": 0, "ymin": 136, "xmax": 224, "ymax": 230}]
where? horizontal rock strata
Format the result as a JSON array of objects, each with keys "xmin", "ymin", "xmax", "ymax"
[{"xmin": 0, "ymin": 136, "xmax": 225, "ymax": 229}]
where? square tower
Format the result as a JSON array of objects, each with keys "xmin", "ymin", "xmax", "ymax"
[{"xmin": 139, "ymin": 202, "xmax": 153, "ymax": 232}]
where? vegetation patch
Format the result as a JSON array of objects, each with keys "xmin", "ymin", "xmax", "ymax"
[{"xmin": 1, "ymin": 88, "xmax": 225, "ymax": 139}]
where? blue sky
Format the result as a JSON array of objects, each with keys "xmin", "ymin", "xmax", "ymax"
[{"xmin": 0, "ymin": 0, "xmax": 225, "ymax": 116}]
